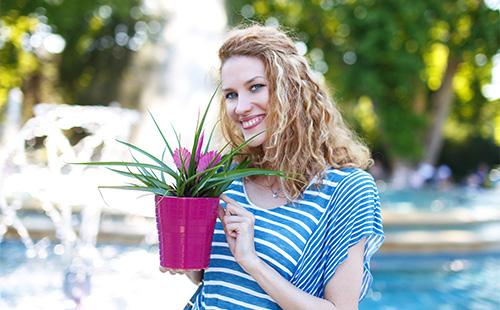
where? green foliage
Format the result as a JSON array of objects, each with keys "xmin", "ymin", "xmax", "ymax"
[
  {"xmin": 225, "ymin": 0, "xmax": 500, "ymax": 164},
  {"xmin": 439, "ymin": 135, "xmax": 500, "ymax": 181},
  {"xmin": 0, "ymin": 14, "xmax": 39, "ymax": 111},
  {"xmin": 0, "ymin": 0, "xmax": 162, "ymax": 113}
]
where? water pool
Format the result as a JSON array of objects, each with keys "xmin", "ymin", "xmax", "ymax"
[
  {"xmin": 2, "ymin": 240, "xmax": 499, "ymax": 309},
  {"xmin": 379, "ymin": 187, "xmax": 499, "ymax": 212},
  {"xmin": 363, "ymin": 252, "xmax": 500, "ymax": 310},
  {"xmin": 0, "ymin": 240, "xmax": 196, "ymax": 310}
]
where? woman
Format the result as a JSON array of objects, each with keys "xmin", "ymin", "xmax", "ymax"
[{"xmin": 163, "ymin": 25, "xmax": 384, "ymax": 310}]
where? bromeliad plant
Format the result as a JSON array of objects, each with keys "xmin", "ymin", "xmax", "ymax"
[{"xmin": 77, "ymin": 87, "xmax": 285, "ymax": 198}]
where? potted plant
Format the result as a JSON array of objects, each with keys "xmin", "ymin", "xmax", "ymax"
[{"xmin": 76, "ymin": 87, "xmax": 285, "ymax": 270}]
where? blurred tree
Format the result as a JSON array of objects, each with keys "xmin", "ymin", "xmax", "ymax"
[
  {"xmin": 0, "ymin": 0, "xmax": 163, "ymax": 120},
  {"xmin": 225, "ymin": 0, "xmax": 500, "ymax": 173}
]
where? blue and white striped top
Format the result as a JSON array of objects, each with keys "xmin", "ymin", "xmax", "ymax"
[{"xmin": 193, "ymin": 167, "xmax": 384, "ymax": 309}]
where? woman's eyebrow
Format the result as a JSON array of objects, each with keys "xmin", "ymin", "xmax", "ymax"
[
  {"xmin": 244, "ymin": 76, "xmax": 266, "ymax": 85},
  {"xmin": 222, "ymin": 76, "xmax": 266, "ymax": 92}
]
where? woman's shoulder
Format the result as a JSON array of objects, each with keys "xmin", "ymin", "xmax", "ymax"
[
  {"xmin": 304, "ymin": 167, "xmax": 375, "ymax": 202},
  {"xmin": 322, "ymin": 167, "xmax": 379, "ymax": 219},
  {"xmin": 321, "ymin": 167, "xmax": 378, "ymax": 206},
  {"xmin": 322, "ymin": 167, "xmax": 375, "ymax": 186}
]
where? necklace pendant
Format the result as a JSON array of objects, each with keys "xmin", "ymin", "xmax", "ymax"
[{"xmin": 272, "ymin": 192, "xmax": 278, "ymax": 198}]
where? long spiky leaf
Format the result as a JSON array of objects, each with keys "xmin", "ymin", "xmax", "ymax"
[
  {"xmin": 74, "ymin": 161, "xmax": 177, "ymax": 179},
  {"xmin": 115, "ymin": 139, "xmax": 173, "ymax": 173},
  {"xmin": 98, "ymin": 185, "xmax": 169, "ymax": 196},
  {"xmin": 147, "ymin": 109, "xmax": 174, "ymax": 158},
  {"xmin": 131, "ymin": 152, "xmax": 159, "ymax": 181},
  {"xmin": 204, "ymin": 119, "xmax": 220, "ymax": 153}
]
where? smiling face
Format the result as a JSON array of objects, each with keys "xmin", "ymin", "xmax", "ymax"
[{"xmin": 221, "ymin": 55, "xmax": 270, "ymax": 147}]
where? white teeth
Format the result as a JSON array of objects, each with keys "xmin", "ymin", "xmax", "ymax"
[{"xmin": 242, "ymin": 116, "xmax": 264, "ymax": 128}]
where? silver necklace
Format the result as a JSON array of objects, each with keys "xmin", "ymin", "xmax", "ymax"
[
  {"xmin": 270, "ymin": 187, "xmax": 283, "ymax": 198},
  {"xmin": 247, "ymin": 178, "xmax": 283, "ymax": 199}
]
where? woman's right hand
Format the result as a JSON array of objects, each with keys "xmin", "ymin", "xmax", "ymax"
[
  {"xmin": 159, "ymin": 266, "xmax": 186, "ymax": 275},
  {"xmin": 159, "ymin": 266, "xmax": 204, "ymax": 284}
]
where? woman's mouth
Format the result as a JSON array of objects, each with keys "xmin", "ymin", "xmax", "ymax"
[{"xmin": 241, "ymin": 115, "xmax": 265, "ymax": 130}]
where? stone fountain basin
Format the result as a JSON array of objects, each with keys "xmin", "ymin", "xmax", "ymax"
[{"xmin": 4, "ymin": 196, "xmax": 500, "ymax": 253}]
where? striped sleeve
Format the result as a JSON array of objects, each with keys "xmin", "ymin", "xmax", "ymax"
[{"xmin": 324, "ymin": 170, "xmax": 384, "ymax": 300}]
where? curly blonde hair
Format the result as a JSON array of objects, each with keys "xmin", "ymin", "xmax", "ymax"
[{"xmin": 218, "ymin": 25, "xmax": 372, "ymax": 200}]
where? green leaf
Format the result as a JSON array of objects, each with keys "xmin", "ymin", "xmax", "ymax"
[
  {"xmin": 115, "ymin": 139, "xmax": 174, "ymax": 174},
  {"xmin": 74, "ymin": 161, "xmax": 177, "ymax": 179},
  {"xmin": 108, "ymin": 166, "xmax": 169, "ymax": 191},
  {"xmin": 160, "ymin": 146, "xmax": 168, "ymax": 184},
  {"xmin": 147, "ymin": 109, "xmax": 174, "ymax": 159},
  {"xmin": 98, "ymin": 185, "xmax": 170, "ymax": 196},
  {"xmin": 191, "ymin": 167, "xmax": 287, "ymax": 197},
  {"xmin": 122, "ymin": 166, "xmax": 154, "ymax": 187},
  {"xmin": 204, "ymin": 119, "xmax": 220, "ymax": 153},
  {"xmin": 189, "ymin": 85, "xmax": 221, "ymax": 175},
  {"xmin": 169, "ymin": 124, "xmax": 188, "ymax": 196},
  {"xmin": 210, "ymin": 168, "xmax": 286, "ymax": 182},
  {"xmin": 131, "ymin": 152, "xmax": 159, "ymax": 181}
]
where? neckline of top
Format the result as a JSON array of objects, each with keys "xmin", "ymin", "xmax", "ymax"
[
  {"xmin": 240, "ymin": 167, "xmax": 357, "ymax": 211},
  {"xmin": 242, "ymin": 178, "xmax": 288, "ymax": 211}
]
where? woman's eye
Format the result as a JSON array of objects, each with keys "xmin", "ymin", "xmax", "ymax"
[
  {"xmin": 225, "ymin": 92, "xmax": 237, "ymax": 100},
  {"xmin": 250, "ymin": 84, "xmax": 265, "ymax": 92}
]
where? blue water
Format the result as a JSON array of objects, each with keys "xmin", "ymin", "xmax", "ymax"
[
  {"xmin": 362, "ymin": 252, "xmax": 500, "ymax": 310},
  {"xmin": 2, "ymin": 240, "xmax": 500, "ymax": 309},
  {"xmin": 0, "ymin": 240, "xmax": 189, "ymax": 309},
  {"xmin": 379, "ymin": 187, "xmax": 499, "ymax": 212}
]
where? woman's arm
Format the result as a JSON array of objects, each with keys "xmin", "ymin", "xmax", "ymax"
[
  {"xmin": 185, "ymin": 270, "xmax": 204, "ymax": 285},
  {"xmin": 220, "ymin": 195, "xmax": 365, "ymax": 310},
  {"xmin": 244, "ymin": 239, "xmax": 365, "ymax": 310}
]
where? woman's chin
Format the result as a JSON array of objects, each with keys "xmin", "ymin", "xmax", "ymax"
[
  {"xmin": 241, "ymin": 127, "xmax": 266, "ymax": 147},
  {"xmin": 247, "ymin": 141, "xmax": 264, "ymax": 148},
  {"xmin": 244, "ymin": 136, "xmax": 265, "ymax": 148}
]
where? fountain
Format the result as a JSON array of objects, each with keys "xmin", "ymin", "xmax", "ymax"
[
  {"xmin": 0, "ymin": 0, "xmax": 228, "ymax": 308},
  {"xmin": 0, "ymin": 99, "xmax": 142, "ymax": 308},
  {"xmin": 0, "ymin": 87, "xmax": 34, "ymax": 252}
]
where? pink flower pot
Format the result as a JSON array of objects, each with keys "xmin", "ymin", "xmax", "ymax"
[{"xmin": 154, "ymin": 195, "xmax": 220, "ymax": 270}]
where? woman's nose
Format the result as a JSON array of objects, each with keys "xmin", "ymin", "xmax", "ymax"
[{"xmin": 235, "ymin": 95, "xmax": 252, "ymax": 115}]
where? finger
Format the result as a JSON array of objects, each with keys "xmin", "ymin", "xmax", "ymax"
[
  {"xmin": 225, "ymin": 222, "xmax": 238, "ymax": 231},
  {"xmin": 221, "ymin": 194, "xmax": 240, "ymax": 206},
  {"xmin": 226, "ymin": 203, "xmax": 251, "ymax": 217},
  {"xmin": 226, "ymin": 222, "xmax": 248, "ymax": 235},
  {"xmin": 160, "ymin": 267, "xmax": 185, "ymax": 274},
  {"xmin": 217, "ymin": 205, "xmax": 226, "ymax": 221},
  {"xmin": 228, "ymin": 231, "xmax": 238, "ymax": 238},
  {"xmin": 220, "ymin": 194, "xmax": 237, "ymax": 215},
  {"xmin": 223, "ymin": 215, "xmax": 247, "ymax": 224}
]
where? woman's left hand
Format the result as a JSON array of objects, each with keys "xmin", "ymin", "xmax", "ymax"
[{"xmin": 218, "ymin": 194, "xmax": 261, "ymax": 271}]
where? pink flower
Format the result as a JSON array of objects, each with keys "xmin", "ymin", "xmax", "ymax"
[
  {"xmin": 173, "ymin": 147, "xmax": 191, "ymax": 173},
  {"xmin": 196, "ymin": 151, "xmax": 221, "ymax": 174}
]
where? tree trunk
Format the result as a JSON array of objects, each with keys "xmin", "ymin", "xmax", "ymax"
[
  {"xmin": 21, "ymin": 73, "xmax": 42, "ymax": 120},
  {"xmin": 412, "ymin": 83, "xmax": 426, "ymax": 115},
  {"xmin": 423, "ymin": 55, "xmax": 461, "ymax": 166}
]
